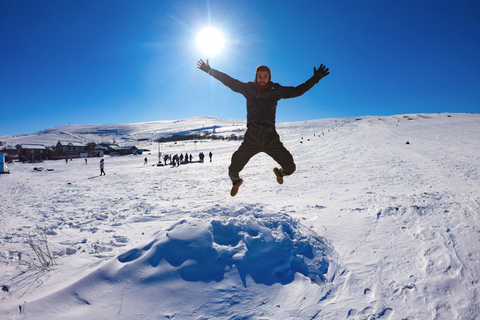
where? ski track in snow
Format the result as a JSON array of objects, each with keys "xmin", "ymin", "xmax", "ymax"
[{"xmin": 1, "ymin": 113, "xmax": 480, "ymax": 319}]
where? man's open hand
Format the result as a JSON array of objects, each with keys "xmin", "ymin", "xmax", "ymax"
[
  {"xmin": 313, "ymin": 64, "xmax": 329, "ymax": 81},
  {"xmin": 197, "ymin": 59, "xmax": 211, "ymax": 73}
]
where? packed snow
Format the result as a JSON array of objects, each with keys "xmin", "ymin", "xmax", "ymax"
[{"xmin": 1, "ymin": 113, "xmax": 479, "ymax": 319}]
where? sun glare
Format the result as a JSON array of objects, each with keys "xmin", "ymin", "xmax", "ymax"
[{"xmin": 196, "ymin": 27, "xmax": 224, "ymax": 56}]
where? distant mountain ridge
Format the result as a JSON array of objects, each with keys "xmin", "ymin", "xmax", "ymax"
[{"xmin": 0, "ymin": 116, "xmax": 247, "ymax": 147}]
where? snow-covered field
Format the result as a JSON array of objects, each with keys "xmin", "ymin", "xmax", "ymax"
[{"xmin": 1, "ymin": 113, "xmax": 479, "ymax": 319}]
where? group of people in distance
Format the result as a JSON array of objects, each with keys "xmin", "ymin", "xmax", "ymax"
[
  {"xmin": 98, "ymin": 151, "xmax": 213, "ymax": 175},
  {"xmin": 163, "ymin": 151, "xmax": 213, "ymax": 167}
]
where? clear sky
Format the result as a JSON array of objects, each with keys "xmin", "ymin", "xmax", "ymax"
[{"xmin": 1, "ymin": 0, "xmax": 479, "ymax": 135}]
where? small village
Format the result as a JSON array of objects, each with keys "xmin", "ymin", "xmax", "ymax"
[
  {"xmin": 0, "ymin": 138, "xmax": 217, "ymax": 175},
  {"xmin": 0, "ymin": 141, "xmax": 142, "ymax": 164}
]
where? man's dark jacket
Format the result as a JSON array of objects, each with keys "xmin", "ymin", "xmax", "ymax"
[{"xmin": 208, "ymin": 69, "xmax": 320, "ymax": 127}]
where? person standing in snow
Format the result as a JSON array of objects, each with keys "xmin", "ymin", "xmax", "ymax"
[
  {"xmin": 209, "ymin": 151, "xmax": 213, "ymax": 162},
  {"xmin": 172, "ymin": 154, "xmax": 179, "ymax": 167},
  {"xmin": 197, "ymin": 59, "xmax": 329, "ymax": 196},
  {"xmin": 99, "ymin": 159, "xmax": 106, "ymax": 176}
]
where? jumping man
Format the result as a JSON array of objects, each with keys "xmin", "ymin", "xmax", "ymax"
[{"xmin": 197, "ymin": 59, "xmax": 329, "ymax": 196}]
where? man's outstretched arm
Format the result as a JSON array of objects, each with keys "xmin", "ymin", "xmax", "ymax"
[
  {"xmin": 197, "ymin": 59, "xmax": 246, "ymax": 94},
  {"xmin": 281, "ymin": 63, "xmax": 330, "ymax": 99}
]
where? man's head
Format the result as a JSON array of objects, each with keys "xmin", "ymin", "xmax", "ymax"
[{"xmin": 255, "ymin": 65, "xmax": 271, "ymax": 86}]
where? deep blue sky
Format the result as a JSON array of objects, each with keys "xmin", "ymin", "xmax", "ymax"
[{"xmin": 1, "ymin": 0, "xmax": 479, "ymax": 135}]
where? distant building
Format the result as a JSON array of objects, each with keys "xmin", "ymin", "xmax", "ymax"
[
  {"xmin": 114, "ymin": 146, "xmax": 138, "ymax": 155},
  {"xmin": 56, "ymin": 141, "xmax": 85, "ymax": 158},
  {"xmin": 99, "ymin": 143, "xmax": 120, "ymax": 154},
  {"xmin": 17, "ymin": 144, "xmax": 48, "ymax": 162},
  {"xmin": 1, "ymin": 145, "xmax": 18, "ymax": 161},
  {"xmin": 84, "ymin": 142, "xmax": 105, "ymax": 157}
]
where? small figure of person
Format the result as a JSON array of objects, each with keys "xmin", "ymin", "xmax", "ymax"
[
  {"xmin": 209, "ymin": 151, "xmax": 213, "ymax": 162},
  {"xmin": 85, "ymin": 158, "xmax": 88, "ymax": 165},
  {"xmin": 144, "ymin": 157, "xmax": 148, "ymax": 165},
  {"xmin": 172, "ymin": 154, "xmax": 179, "ymax": 167},
  {"xmin": 100, "ymin": 159, "xmax": 106, "ymax": 176}
]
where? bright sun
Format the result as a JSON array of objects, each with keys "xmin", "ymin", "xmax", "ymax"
[{"xmin": 196, "ymin": 27, "xmax": 224, "ymax": 56}]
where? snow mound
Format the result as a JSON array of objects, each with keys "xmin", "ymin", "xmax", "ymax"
[
  {"xmin": 17, "ymin": 211, "xmax": 340, "ymax": 319},
  {"xmin": 117, "ymin": 212, "xmax": 335, "ymax": 287}
]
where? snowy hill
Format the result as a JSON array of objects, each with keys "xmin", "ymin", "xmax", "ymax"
[
  {"xmin": 0, "ymin": 116, "xmax": 247, "ymax": 147},
  {"xmin": 1, "ymin": 113, "xmax": 479, "ymax": 319}
]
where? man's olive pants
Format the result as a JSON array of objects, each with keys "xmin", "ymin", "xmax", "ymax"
[{"xmin": 228, "ymin": 126, "xmax": 296, "ymax": 184}]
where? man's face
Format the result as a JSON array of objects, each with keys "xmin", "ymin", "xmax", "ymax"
[{"xmin": 256, "ymin": 71, "xmax": 270, "ymax": 86}]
